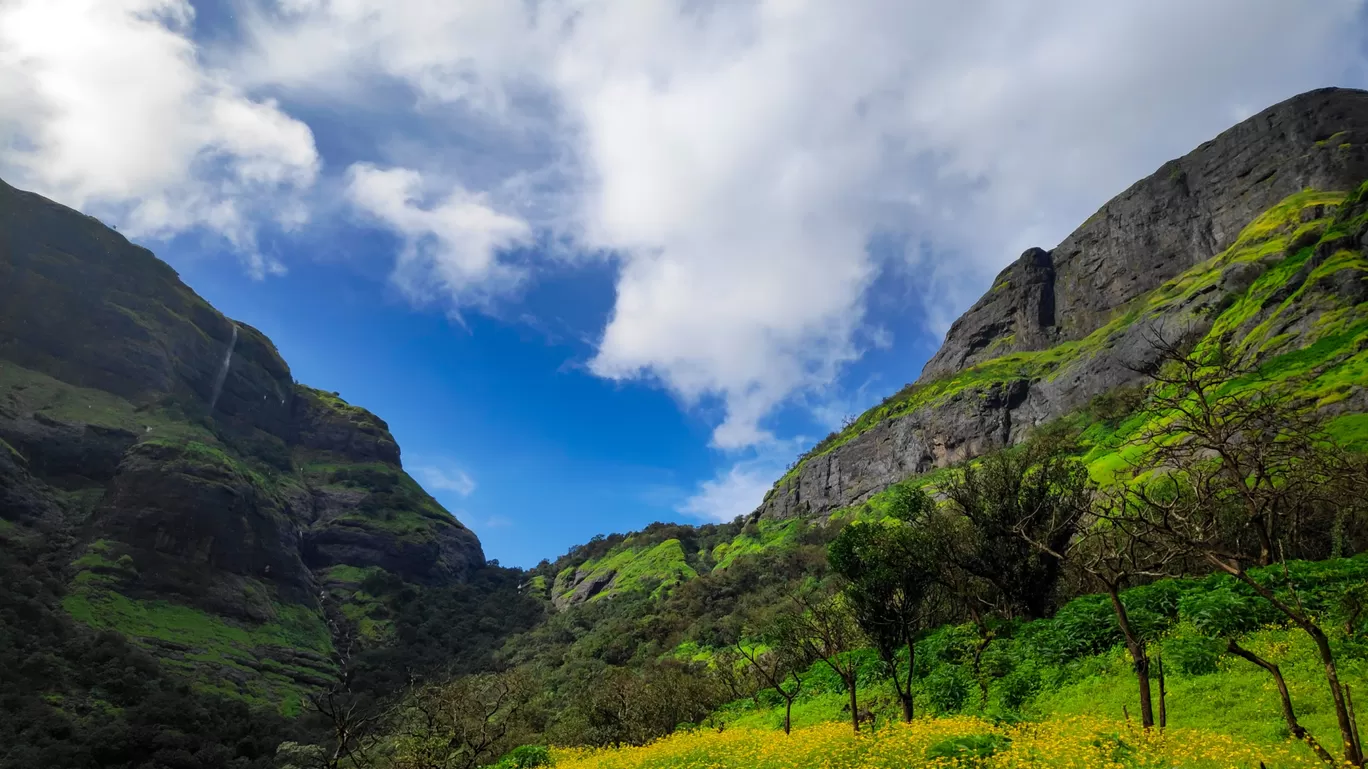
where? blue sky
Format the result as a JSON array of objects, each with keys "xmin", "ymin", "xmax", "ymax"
[{"xmin": 2, "ymin": 1, "xmax": 1367, "ymax": 566}]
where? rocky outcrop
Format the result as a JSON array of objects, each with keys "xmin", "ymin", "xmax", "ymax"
[
  {"xmin": 921, "ymin": 87, "xmax": 1368, "ymax": 381},
  {"xmin": 91, "ymin": 440, "xmax": 315, "ymax": 620},
  {"xmin": 291, "ymin": 385, "xmax": 402, "ymax": 464},
  {"xmin": 760, "ymin": 87, "xmax": 1368, "ymax": 521}
]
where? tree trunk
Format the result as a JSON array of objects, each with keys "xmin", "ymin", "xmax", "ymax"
[
  {"xmin": 1107, "ymin": 584, "xmax": 1154, "ymax": 729},
  {"xmin": 972, "ymin": 629, "xmax": 991, "ymax": 708},
  {"xmin": 1310, "ymin": 625, "xmax": 1365, "ymax": 766},
  {"xmin": 1157, "ymin": 653, "xmax": 1167, "ymax": 730},
  {"xmin": 847, "ymin": 671, "xmax": 860, "ymax": 734},
  {"xmin": 1227, "ymin": 639, "xmax": 1336, "ymax": 767},
  {"xmin": 783, "ymin": 696, "xmax": 793, "ymax": 735},
  {"xmin": 1217, "ymin": 559, "xmax": 1364, "ymax": 766},
  {"xmin": 899, "ymin": 640, "xmax": 916, "ymax": 722}
]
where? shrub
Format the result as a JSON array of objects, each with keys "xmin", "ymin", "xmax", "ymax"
[
  {"xmin": 493, "ymin": 745, "xmax": 552, "ymax": 769},
  {"xmin": 923, "ymin": 665, "xmax": 972, "ymax": 714},
  {"xmin": 925, "ymin": 733, "xmax": 1011, "ymax": 766}
]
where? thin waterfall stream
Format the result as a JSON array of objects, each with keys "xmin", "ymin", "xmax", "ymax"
[{"xmin": 208, "ymin": 324, "xmax": 238, "ymax": 412}]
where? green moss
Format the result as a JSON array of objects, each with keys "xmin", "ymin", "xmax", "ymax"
[
  {"xmin": 1315, "ymin": 130, "xmax": 1349, "ymax": 146},
  {"xmin": 0, "ymin": 361, "xmax": 214, "ymax": 443},
  {"xmin": 771, "ymin": 188, "xmax": 1358, "ymax": 494},
  {"xmin": 713, "ymin": 519, "xmax": 802, "ymax": 571},
  {"xmin": 558, "ymin": 538, "xmax": 700, "ymax": 603},
  {"xmin": 320, "ymin": 564, "xmax": 382, "ymax": 585},
  {"xmin": 63, "ymin": 582, "xmax": 335, "ymax": 710}
]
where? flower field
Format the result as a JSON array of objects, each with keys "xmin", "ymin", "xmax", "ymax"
[{"xmin": 550, "ymin": 715, "xmax": 1329, "ymax": 769}]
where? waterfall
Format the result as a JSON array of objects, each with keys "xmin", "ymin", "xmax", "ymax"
[{"xmin": 208, "ymin": 324, "xmax": 238, "ymax": 412}]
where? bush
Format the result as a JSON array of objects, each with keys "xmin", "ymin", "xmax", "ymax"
[
  {"xmin": 996, "ymin": 669, "xmax": 1039, "ymax": 712},
  {"xmin": 1162, "ymin": 631, "xmax": 1223, "ymax": 676},
  {"xmin": 925, "ymin": 734, "xmax": 1011, "ymax": 766},
  {"xmin": 923, "ymin": 665, "xmax": 972, "ymax": 714},
  {"xmin": 492, "ymin": 745, "xmax": 552, "ymax": 769}
]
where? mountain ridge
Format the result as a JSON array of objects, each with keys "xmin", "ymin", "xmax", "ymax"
[
  {"xmin": 755, "ymin": 85, "xmax": 1368, "ymax": 521},
  {"xmin": 0, "ymin": 176, "xmax": 489, "ymax": 706}
]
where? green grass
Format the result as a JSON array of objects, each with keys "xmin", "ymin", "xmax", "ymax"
[
  {"xmin": 63, "ymin": 579, "xmax": 336, "ymax": 712},
  {"xmin": 770, "ymin": 188, "xmax": 1360, "ymax": 494},
  {"xmin": 706, "ymin": 556, "xmax": 1368, "ymax": 764},
  {"xmin": 556, "ymin": 538, "xmax": 700, "ymax": 603},
  {"xmin": 0, "ymin": 360, "xmax": 213, "ymax": 443},
  {"xmin": 712, "ymin": 520, "xmax": 802, "ymax": 571}
]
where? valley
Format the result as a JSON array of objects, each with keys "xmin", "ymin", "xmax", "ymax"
[{"xmin": 5, "ymin": 87, "xmax": 1368, "ymax": 769}]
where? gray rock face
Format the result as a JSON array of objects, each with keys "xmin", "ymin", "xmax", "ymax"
[
  {"xmin": 290, "ymin": 386, "xmax": 402, "ymax": 464},
  {"xmin": 759, "ymin": 87, "xmax": 1368, "ymax": 521},
  {"xmin": 922, "ymin": 87, "xmax": 1368, "ymax": 381},
  {"xmin": 551, "ymin": 567, "xmax": 618, "ymax": 610},
  {"xmin": 92, "ymin": 440, "xmax": 316, "ymax": 620}
]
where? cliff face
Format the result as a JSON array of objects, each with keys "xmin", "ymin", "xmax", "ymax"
[
  {"xmin": 0, "ymin": 177, "xmax": 484, "ymax": 704},
  {"xmin": 759, "ymin": 87, "xmax": 1368, "ymax": 521}
]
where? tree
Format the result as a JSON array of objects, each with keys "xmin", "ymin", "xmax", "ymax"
[
  {"xmin": 1016, "ymin": 494, "xmax": 1178, "ymax": 729},
  {"xmin": 1182, "ymin": 583, "xmax": 1337, "ymax": 765},
  {"xmin": 301, "ymin": 633, "xmax": 401, "ymax": 769},
  {"xmin": 775, "ymin": 583, "xmax": 865, "ymax": 733},
  {"xmin": 389, "ymin": 670, "xmax": 537, "ymax": 769},
  {"xmin": 711, "ymin": 646, "xmax": 765, "ymax": 708},
  {"xmin": 828, "ymin": 485, "xmax": 937, "ymax": 722},
  {"xmin": 1118, "ymin": 331, "xmax": 1368, "ymax": 765},
  {"xmin": 939, "ymin": 427, "xmax": 1092, "ymax": 619},
  {"xmin": 734, "ymin": 638, "xmax": 810, "ymax": 734}
]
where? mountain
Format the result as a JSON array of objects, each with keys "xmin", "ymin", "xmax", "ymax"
[
  {"xmin": 757, "ymin": 86, "xmax": 1368, "ymax": 521},
  {"xmin": 4, "ymin": 85, "xmax": 1368, "ymax": 764},
  {"xmin": 0, "ymin": 176, "xmax": 493, "ymax": 708},
  {"xmin": 525, "ymin": 87, "xmax": 1368, "ymax": 610}
]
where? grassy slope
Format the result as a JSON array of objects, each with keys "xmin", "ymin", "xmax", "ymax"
[
  {"xmin": 527, "ymin": 187, "xmax": 1368, "ymax": 765},
  {"xmin": 559, "ymin": 186, "xmax": 1368, "ymax": 605},
  {"xmin": 686, "ymin": 558, "xmax": 1368, "ymax": 768},
  {"xmin": 551, "ymin": 716, "xmax": 1326, "ymax": 769}
]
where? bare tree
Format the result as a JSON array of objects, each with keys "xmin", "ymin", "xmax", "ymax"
[
  {"xmin": 735, "ymin": 639, "xmax": 810, "ymax": 734},
  {"xmin": 711, "ymin": 646, "xmax": 765, "ymax": 708},
  {"xmin": 297, "ymin": 631, "xmax": 401, "ymax": 769},
  {"xmin": 389, "ymin": 669, "xmax": 536, "ymax": 769},
  {"xmin": 1020, "ymin": 492, "xmax": 1181, "ymax": 730},
  {"xmin": 1118, "ymin": 330, "xmax": 1368, "ymax": 765},
  {"xmin": 776, "ymin": 584, "xmax": 865, "ymax": 733}
]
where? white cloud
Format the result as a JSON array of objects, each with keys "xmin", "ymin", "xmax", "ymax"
[
  {"xmin": 0, "ymin": 0, "xmax": 319, "ymax": 276},
  {"xmin": 8, "ymin": 0, "xmax": 1365, "ymax": 449},
  {"xmin": 345, "ymin": 163, "xmax": 532, "ymax": 308},
  {"xmin": 678, "ymin": 441, "xmax": 806, "ymax": 522},
  {"xmin": 678, "ymin": 462, "xmax": 775, "ymax": 523},
  {"xmin": 235, "ymin": 0, "xmax": 1367, "ymax": 448},
  {"xmin": 412, "ymin": 464, "xmax": 477, "ymax": 497}
]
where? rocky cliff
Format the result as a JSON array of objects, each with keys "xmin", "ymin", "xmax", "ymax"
[
  {"xmin": 0, "ymin": 177, "xmax": 484, "ymax": 705},
  {"xmin": 759, "ymin": 86, "xmax": 1368, "ymax": 520}
]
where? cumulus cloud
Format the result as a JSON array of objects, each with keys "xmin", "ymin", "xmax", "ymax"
[
  {"xmin": 0, "ymin": 0, "xmax": 319, "ymax": 276},
  {"xmin": 677, "ymin": 459, "xmax": 779, "ymax": 523},
  {"xmin": 236, "ymin": 0, "xmax": 1367, "ymax": 448},
  {"xmin": 412, "ymin": 464, "xmax": 478, "ymax": 497},
  {"xmin": 8, "ymin": 0, "xmax": 1365, "ymax": 450},
  {"xmin": 345, "ymin": 163, "xmax": 532, "ymax": 308}
]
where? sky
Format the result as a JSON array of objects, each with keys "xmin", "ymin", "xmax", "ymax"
[{"xmin": 2, "ymin": 1, "xmax": 1367, "ymax": 567}]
